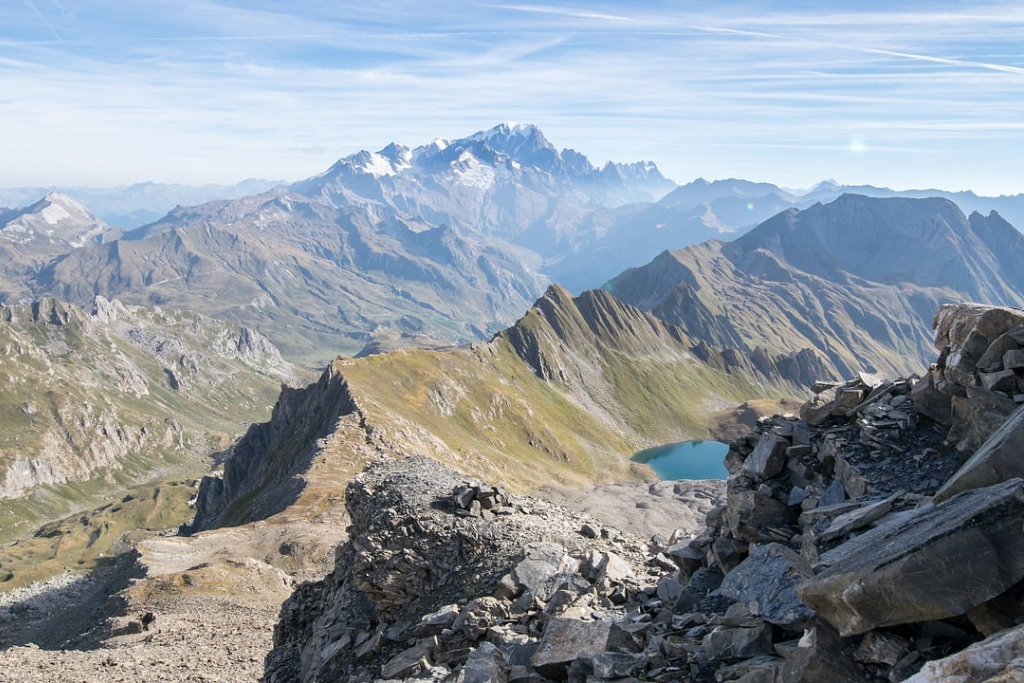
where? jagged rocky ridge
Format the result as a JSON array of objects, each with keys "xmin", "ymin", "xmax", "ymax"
[
  {"xmin": 610, "ymin": 195, "xmax": 1024, "ymax": 381},
  {"xmin": 263, "ymin": 301, "xmax": 1024, "ymax": 683},
  {"xmin": 186, "ymin": 284, "xmax": 816, "ymax": 534}
]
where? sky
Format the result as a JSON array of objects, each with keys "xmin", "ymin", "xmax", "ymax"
[{"xmin": 2, "ymin": 1, "xmax": 1024, "ymax": 195}]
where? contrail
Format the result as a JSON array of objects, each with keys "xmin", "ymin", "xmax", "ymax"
[{"xmin": 24, "ymin": 0, "xmax": 62, "ymax": 42}]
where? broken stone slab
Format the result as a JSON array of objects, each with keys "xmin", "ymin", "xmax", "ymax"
[
  {"xmin": 910, "ymin": 370, "xmax": 953, "ymax": 425},
  {"xmin": 844, "ymin": 381, "xmax": 897, "ymax": 417},
  {"xmin": 796, "ymin": 478, "xmax": 1024, "ymax": 637},
  {"xmin": 833, "ymin": 454, "xmax": 869, "ymax": 499},
  {"xmin": 458, "ymin": 643, "xmax": 510, "ymax": 683},
  {"xmin": 511, "ymin": 543, "xmax": 580, "ymax": 601},
  {"xmin": 800, "ymin": 386, "xmax": 838, "ymax": 426},
  {"xmin": 951, "ymin": 386, "xmax": 1020, "ymax": 454},
  {"xmin": 834, "ymin": 387, "xmax": 866, "ymax": 414},
  {"xmin": 854, "ymin": 631, "xmax": 909, "ymax": 667},
  {"xmin": 787, "ymin": 487, "xmax": 810, "ymax": 507},
  {"xmin": 714, "ymin": 655, "xmax": 784, "ymax": 682},
  {"xmin": 381, "ymin": 636, "xmax": 438, "ymax": 679},
  {"xmin": 817, "ymin": 492, "xmax": 900, "ymax": 543},
  {"xmin": 414, "ymin": 603, "xmax": 460, "ymax": 637},
  {"xmin": 584, "ymin": 652, "xmax": 647, "ymax": 679},
  {"xmin": 902, "ymin": 620, "xmax": 1024, "ymax": 682},
  {"xmin": 531, "ymin": 618, "xmax": 612, "ymax": 680},
  {"xmin": 818, "ymin": 479, "xmax": 847, "ymax": 507},
  {"xmin": 811, "ymin": 381, "xmax": 842, "ymax": 394},
  {"xmin": 742, "ymin": 433, "xmax": 790, "ymax": 481},
  {"xmin": 981, "ymin": 369, "xmax": 1020, "ymax": 393},
  {"xmin": 978, "ymin": 332, "xmax": 1024, "ymax": 371},
  {"xmin": 797, "ymin": 499, "xmax": 863, "ymax": 528},
  {"xmin": 594, "ymin": 551, "xmax": 634, "ymax": 585},
  {"xmin": 726, "ymin": 488, "xmax": 796, "ymax": 543},
  {"xmin": 779, "ymin": 622, "xmax": 864, "ymax": 683},
  {"xmin": 935, "ymin": 403, "xmax": 1024, "ymax": 503},
  {"xmin": 719, "ymin": 543, "xmax": 815, "ymax": 628},
  {"xmin": 701, "ymin": 621, "xmax": 773, "ymax": 662},
  {"xmin": 1006, "ymin": 348, "xmax": 1024, "ymax": 371}
]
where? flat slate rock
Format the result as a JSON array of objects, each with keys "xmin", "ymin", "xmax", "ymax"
[
  {"xmin": 935, "ymin": 403, "xmax": 1024, "ymax": 503},
  {"xmin": 797, "ymin": 478, "xmax": 1024, "ymax": 636}
]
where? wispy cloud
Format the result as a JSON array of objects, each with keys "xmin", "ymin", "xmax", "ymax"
[{"xmin": 0, "ymin": 1, "xmax": 1022, "ymax": 194}]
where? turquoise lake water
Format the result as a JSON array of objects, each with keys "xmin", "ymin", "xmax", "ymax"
[{"xmin": 631, "ymin": 440, "xmax": 729, "ymax": 480}]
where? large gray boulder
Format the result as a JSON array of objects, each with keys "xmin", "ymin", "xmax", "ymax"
[
  {"xmin": 719, "ymin": 543, "xmax": 814, "ymax": 628},
  {"xmin": 797, "ymin": 478, "xmax": 1024, "ymax": 636},
  {"xmin": 531, "ymin": 618, "xmax": 612, "ymax": 679}
]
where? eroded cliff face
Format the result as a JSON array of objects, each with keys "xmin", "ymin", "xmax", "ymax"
[
  {"xmin": 0, "ymin": 296, "xmax": 293, "ymax": 502},
  {"xmin": 261, "ymin": 302, "xmax": 1024, "ymax": 683}
]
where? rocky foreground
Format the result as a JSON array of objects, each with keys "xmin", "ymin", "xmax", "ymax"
[{"xmin": 263, "ymin": 302, "xmax": 1024, "ymax": 683}]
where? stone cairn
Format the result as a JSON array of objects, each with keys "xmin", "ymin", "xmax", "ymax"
[{"xmin": 265, "ymin": 303, "xmax": 1024, "ymax": 683}]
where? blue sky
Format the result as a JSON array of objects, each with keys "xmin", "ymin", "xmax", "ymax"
[{"xmin": 3, "ymin": 1, "xmax": 1023, "ymax": 194}]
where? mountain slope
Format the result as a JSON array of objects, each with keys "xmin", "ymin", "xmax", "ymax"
[
  {"xmin": 0, "ymin": 296, "xmax": 295, "ymax": 542},
  {"xmin": 187, "ymin": 284, "xmax": 806, "ymax": 533},
  {"xmin": 9, "ymin": 125, "xmax": 681, "ymax": 360},
  {"xmin": 609, "ymin": 195, "xmax": 1024, "ymax": 379},
  {"xmin": 33, "ymin": 194, "xmax": 546, "ymax": 360},
  {"xmin": 0, "ymin": 193, "xmax": 116, "ymax": 299}
]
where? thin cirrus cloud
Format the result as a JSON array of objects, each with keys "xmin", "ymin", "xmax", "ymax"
[{"xmin": 1, "ymin": 0, "xmax": 1022, "ymax": 195}]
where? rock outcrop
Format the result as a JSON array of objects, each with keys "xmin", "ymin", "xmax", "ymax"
[{"xmin": 262, "ymin": 456, "xmax": 656, "ymax": 683}]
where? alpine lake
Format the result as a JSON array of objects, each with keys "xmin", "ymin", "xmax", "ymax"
[{"xmin": 631, "ymin": 440, "xmax": 729, "ymax": 480}]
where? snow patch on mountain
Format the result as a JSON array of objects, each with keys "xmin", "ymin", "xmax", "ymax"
[{"xmin": 451, "ymin": 151, "xmax": 496, "ymax": 190}]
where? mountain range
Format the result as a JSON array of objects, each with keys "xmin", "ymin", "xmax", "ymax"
[
  {"xmin": 0, "ymin": 179, "xmax": 282, "ymax": 229},
  {"xmin": 4, "ymin": 124, "xmax": 1023, "ymax": 366},
  {"xmin": 610, "ymin": 194, "xmax": 1024, "ymax": 379}
]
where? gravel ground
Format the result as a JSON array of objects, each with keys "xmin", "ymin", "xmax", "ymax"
[{"xmin": 537, "ymin": 477, "xmax": 724, "ymax": 541}]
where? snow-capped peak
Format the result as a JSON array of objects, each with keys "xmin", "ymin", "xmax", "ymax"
[
  {"xmin": 343, "ymin": 149, "xmax": 408, "ymax": 177},
  {"xmin": 468, "ymin": 122, "xmax": 539, "ymax": 143},
  {"xmin": 411, "ymin": 137, "xmax": 451, "ymax": 164},
  {"xmin": 23, "ymin": 192, "xmax": 98, "ymax": 226},
  {"xmin": 1, "ymin": 191, "xmax": 107, "ymax": 246}
]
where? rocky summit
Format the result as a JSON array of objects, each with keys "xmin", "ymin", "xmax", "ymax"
[{"xmin": 252, "ymin": 301, "xmax": 1024, "ymax": 683}]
